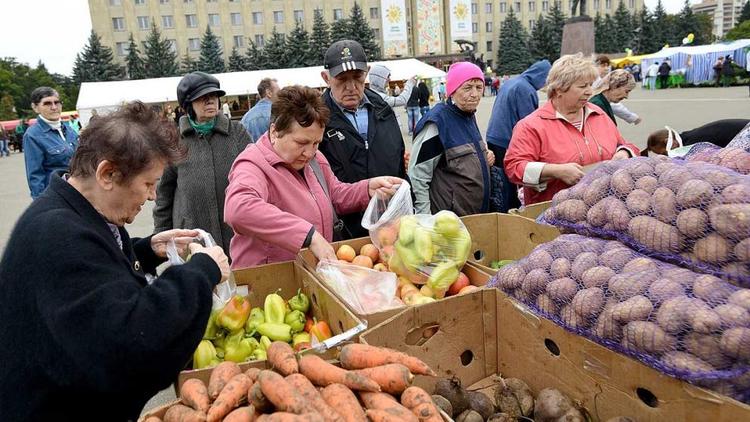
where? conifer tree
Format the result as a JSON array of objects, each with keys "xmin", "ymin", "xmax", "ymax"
[
  {"xmin": 263, "ymin": 27, "xmax": 290, "ymax": 69},
  {"xmin": 72, "ymin": 30, "xmax": 124, "ymax": 83},
  {"xmin": 546, "ymin": 3, "xmax": 567, "ymax": 62},
  {"xmin": 330, "ymin": 17, "xmax": 353, "ymax": 43},
  {"xmin": 286, "ymin": 20, "xmax": 312, "ymax": 68},
  {"xmin": 198, "ymin": 26, "xmax": 226, "ymax": 73},
  {"xmin": 309, "ymin": 9, "xmax": 332, "ymax": 66},
  {"xmin": 652, "ymin": 0, "xmax": 673, "ymax": 49},
  {"xmin": 346, "ymin": 2, "xmax": 381, "ymax": 60},
  {"xmin": 613, "ymin": 0, "xmax": 634, "ymax": 51},
  {"xmin": 529, "ymin": 14, "xmax": 553, "ymax": 61},
  {"xmin": 125, "ymin": 33, "xmax": 145, "ymax": 80},
  {"xmin": 739, "ymin": 1, "xmax": 750, "ymax": 25},
  {"xmin": 143, "ymin": 22, "xmax": 179, "ymax": 78},
  {"xmin": 245, "ymin": 41, "xmax": 268, "ymax": 70},
  {"xmin": 496, "ymin": 9, "xmax": 533, "ymax": 74},
  {"xmin": 227, "ymin": 46, "xmax": 247, "ymax": 71},
  {"xmin": 180, "ymin": 50, "xmax": 198, "ymax": 74}
]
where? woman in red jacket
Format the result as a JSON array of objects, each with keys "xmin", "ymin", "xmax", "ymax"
[{"xmin": 504, "ymin": 54, "xmax": 640, "ymax": 205}]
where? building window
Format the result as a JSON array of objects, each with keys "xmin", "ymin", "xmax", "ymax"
[
  {"xmin": 294, "ymin": 10, "xmax": 304, "ymax": 22},
  {"xmin": 486, "ymin": 41, "xmax": 492, "ymax": 52},
  {"xmin": 252, "ymin": 12, "xmax": 263, "ymax": 25},
  {"xmin": 116, "ymin": 42, "xmax": 128, "ymax": 56},
  {"xmin": 162, "ymin": 15, "xmax": 174, "ymax": 28},
  {"xmin": 233, "ymin": 35, "xmax": 245, "ymax": 47},
  {"xmin": 373, "ymin": 28, "xmax": 380, "ymax": 38},
  {"xmin": 110, "ymin": 0, "xmax": 122, "ymax": 5},
  {"xmin": 472, "ymin": 22, "xmax": 478, "ymax": 33},
  {"xmin": 485, "ymin": 3, "xmax": 492, "ymax": 13},
  {"xmin": 333, "ymin": 9, "xmax": 343, "ymax": 20},
  {"xmin": 500, "ymin": 2, "xmax": 507, "ymax": 12},
  {"xmin": 628, "ymin": 0, "xmax": 634, "ymax": 7},
  {"xmin": 370, "ymin": 7, "xmax": 379, "ymax": 19},
  {"xmin": 471, "ymin": 3, "xmax": 478, "ymax": 14},
  {"xmin": 605, "ymin": 0, "xmax": 611, "ymax": 9},
  {"xmin": 137, "ymin": 16, "xmax": 150, "ymax": 30},
  {"xmin": 529, "ymin": 1, "xmax": 535, "ymax": 12},
  {"xmin": 206, "ymin": 0, "xmax": 217, "ymax": 2},
  {"xmin": 167, "ymin": 39, "xmax": 177, "ymax": 53},
  {"xmin": 160, "ymin": 0, "xmax": 169, "ymax": 4},
  {"xmin": 188, "ymin": 38, "xmax": 200, "ymax": 51},
  {"xmin": 514, "ymin": 2, "xmax": 521, "ymax": 12},
  {"xmin": 231, "ymin": 12, "xmax": 242, "ymax": 26},
  {"xmin": 112, "ymin": 18, "xmax": 125, "ymax": 31},
  {"xmin": 542, "ymin": 1, "xmax": 548, "ymax": 11},
  {"xmin": 273, "ymin": 11, "xmax": 284, "ymax": 23},
  {"xmin": 186, "ymin": 14, "xmax": 198, "ymax": 27},
  {"xmin": 255, "ymin": 34, "xmax": 265, "ymax": 47},
  {"xmin": 593, "ymin": 0, "xmax": 600, "ymax": 8},
  {"xmin": 529, "ymin": 19, "xmax": 535, "ymax": 29},
  {"xmin": 184, "ymin": 0, "xmax": 193, "ymax": 3},
  {"xmin": 134, "ymin": 0, "xmax": 146, "ymax": 5},
  {"xmin": 208, "ymin": 13, "xmax": 220, "ymax": 27},
  {"xmin": 486, "ymin": 22, "xmax": 492, "ymax": 32}
]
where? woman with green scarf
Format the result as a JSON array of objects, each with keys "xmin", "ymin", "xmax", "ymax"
[{"xmin": 153, "ymin": 72, "xmax": 252, "ymax": 255}]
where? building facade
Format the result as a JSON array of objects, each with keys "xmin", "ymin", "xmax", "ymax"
[
  {"xmin": 692, "ymin": 0, "xmax": 745, "ymax": 38},
  {"xmin": 90, "ymin": 0, "xmax": 643, "ymax": 70}
]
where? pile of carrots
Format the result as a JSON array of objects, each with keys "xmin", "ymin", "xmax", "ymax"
[{"xmin": 144, "ymin": 343, "xmax": 445, "ymax": 422}]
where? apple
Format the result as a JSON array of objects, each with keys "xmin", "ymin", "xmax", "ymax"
[
  {"xmin": 336, "ymin": 245, "xmax": 356, "ymax": 262},
  {"xmin": 458, "ymin": 285, "xmax": 479, "ymax": 295},
  {"xmin": 360, "ymin": 244, "xmax": 380, "ymax": 263},
  {"xmin": 373, "ymin": 263, "xmax": 388, "ymax": 272},
  {"xmin": 447, "ymin": 272, "xmax": 471, "ymax": 296},
  {"xmin": 351, "ymin": 255, "xmax": 374, "ymax": 268}
]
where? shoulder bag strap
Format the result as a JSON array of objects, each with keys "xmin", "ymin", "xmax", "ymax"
[{"xmin": 309, "ymin": 158, "xmax": 344, "ymax": 231}]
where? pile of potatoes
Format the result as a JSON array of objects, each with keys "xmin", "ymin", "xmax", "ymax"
[
  {"xmin": 685, "ymin": 145, "xmax": 750, "ymax": 175},
  {"xmin": 492, "ymin": 234, "xmax": 750, "ymax": 401},
  {"xmin": 543, "ymin": 156, "xmax": 750, "ymax": 286}
]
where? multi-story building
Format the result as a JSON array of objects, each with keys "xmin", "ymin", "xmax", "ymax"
[
  {"xmin": 692, "ymin": 0, "xmax": 745, "ymax": 38},
  {"xmin": 90, "ymin": 0, "xmax": 643, "ymax": 71}
]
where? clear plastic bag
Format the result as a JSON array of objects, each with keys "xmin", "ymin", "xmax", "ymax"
[
  {"xmin": 362, "ymin": 181, "xmax": 413, "ymax": 257},
  {"xmin": 315, "ymin": 260, "xmax": 403, "ymax": 314}
]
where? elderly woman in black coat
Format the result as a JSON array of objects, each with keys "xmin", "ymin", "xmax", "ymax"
[{"xmin": 0, "ymin": 102, "xmax": 230, "ymax": 421}]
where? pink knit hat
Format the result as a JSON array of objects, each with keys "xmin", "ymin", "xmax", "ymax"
[{"xmin": 445, "ymin": 62, "xmax": 485, "ymax": 97}]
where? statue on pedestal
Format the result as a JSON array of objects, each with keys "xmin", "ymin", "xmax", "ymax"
[{"xmin": 570, "ymin": 0, "xmax": 587, "ymax": 16}]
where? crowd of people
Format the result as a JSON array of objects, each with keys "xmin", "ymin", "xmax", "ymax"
[{"xmin": 1, "ymin": 37, "xmax": 747, "ymax": 420}]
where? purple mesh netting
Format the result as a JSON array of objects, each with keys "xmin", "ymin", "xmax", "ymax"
[
  {"xmin": 683, "ymin": 143, "xmax": 750, "ymax": 175},
  {"xmin": 727, "ymin": 122, "xmax": 750, "ymax": 152}
]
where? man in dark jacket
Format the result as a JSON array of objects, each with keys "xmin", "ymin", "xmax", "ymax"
[
  {"xmin": 417, "ymin": 80, "xmax": 431, "ymax": 117},
  {"xmin": 320, "ymin": 39, "xmax": 406, "ymax": 237},
  {"xmin": 658, "ymin": 60, "xmax": 671, "ymax": 89},
  {"xmin": 485, "ymin": 59, "xmax": 551, "ymax": 211},
  {"xmin": 406, "ymin": 84, "xmax": 420, "ymax": 134}
]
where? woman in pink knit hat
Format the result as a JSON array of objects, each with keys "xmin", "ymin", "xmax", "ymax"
[{"xmin": 408, "ymin": 61, "xmax": 496, "ymax": 216}]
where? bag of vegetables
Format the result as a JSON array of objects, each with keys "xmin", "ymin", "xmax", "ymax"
[{"xmin": 315, "ymin": 260, "xmax": 403, "ymax": 314}]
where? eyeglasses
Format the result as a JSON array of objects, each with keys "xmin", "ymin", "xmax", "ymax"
[{"xmin": 41, "ymin": 100, "xmax": 62, "ymax": 107}]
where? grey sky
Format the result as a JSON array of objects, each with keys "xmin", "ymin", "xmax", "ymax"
[{"xmin": 2, "ymin": 0, "xmax": 692, "ymax": 76}]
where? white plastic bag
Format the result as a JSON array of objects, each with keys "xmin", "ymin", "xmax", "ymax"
[
  {"xmin": 361, "ymin": 181, "xmax": 413, "ymax": 257},
  {"xmin": 315, "ymin": 260, "xmax": 403, "ymax": 314}
]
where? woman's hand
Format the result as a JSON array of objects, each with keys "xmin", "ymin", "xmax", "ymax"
[
  {"xmin": 150, "ymin": 229, "xmax": 199, "ymax": 258},
  {"xmin": 189, "ymin": 243, "xmax": 230, "ymax": 282},
  {"xmin": 612, "ymin": 149, "xmax": 631, "ymax": 160},
  {"xmin": 486, "ymin": 149, "xmax": 496, "ymax": 166},
  {"xmin": 310, "ymin": 231, "xmax": 336, "ymax": 262},
  {"xmin": 403, "ymin": 150, "xmax": 411, "ymax": 171},
  {"xmin": 368, "ymin": 176, "xmax": 403, "ymax": 198},
  {"xmin": 549, "ymin": 163, "xmax": 585, "ymax": 186}
]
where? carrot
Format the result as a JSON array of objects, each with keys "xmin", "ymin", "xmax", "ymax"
[
  {"xmin": 339, "ymin": 344, "xmax": 435, "ymax": 376},
  {"xmin": 352, "ymin": 364, "xmax": 413, "ymax": 395},
  {"xmin": 359, "ymin": 392, "xmax": 418, "ymax": 422},
  {"xmin": 208, "ymin": 361, "xmax": 242, "ymax": 399},
  {"xmin": 286, "ymin": 374, "xmax": 344, "ymax": 422},
  {"xmin": 207, "ymin": 373, "xmax": 252, "ymax": 422},
  {"xmin": 245, "ymin": 367, "xmax": 262, "ymax": 382},
  {"xmin": 223, "ymin": 405, "xmax": 257, "ymax": 422},
  {"xmin": 298, "ymin": 355, "xmax": 380, "ymax": 392},
  {"xmin": 257, "ymin": 369, "xmax": 312, "ymax": 414},
  {"xmin": 365, "ymin": 409, "xmax": 407, "ymax": 422},
  {"xmin": 267, "ymin": 341, "xmax": 299, "ymax": 375},
  {"xmin": 163, "ymin": 403, "xmax": 207, "ymax": 422},
  {"xmin": 248, "ymin": 381, "xmax": 273, "ymax": 413},
  {"xmin": 410, "ymin": 403, "xmax": 443, "ymax": 422},
  {"xmin": 320, "ymin": 384, "xmax": 367, "ymax": 422},
  {"xmin": 401, "ymin": 387, "xmax": 442, "ymax": 422},
  {"xmin": 256, "ymin": 412, "xmax": 324, "ymax": 422},
  {"xmin": 180, "ymin": 378, "xmax": 211, "ymax": 414}
]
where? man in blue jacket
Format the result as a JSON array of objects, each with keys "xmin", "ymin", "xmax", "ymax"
[{"xmin": 485, "ymin": 60, "xmax": 551, "ymax": 211}]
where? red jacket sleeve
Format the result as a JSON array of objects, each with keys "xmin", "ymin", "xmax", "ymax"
[{"xmin": 503, "ymin": 119, "xmax": 543, "ymax": 186}]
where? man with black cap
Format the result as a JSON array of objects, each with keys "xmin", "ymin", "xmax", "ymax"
[{"xmin": 320, "ymin": 39, "xmax": 406, "ymax": 238}]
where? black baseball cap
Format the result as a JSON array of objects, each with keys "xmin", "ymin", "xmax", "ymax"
[{"xmin": 324, "ymin": 40, "xmax": 368, "ymax": 77}]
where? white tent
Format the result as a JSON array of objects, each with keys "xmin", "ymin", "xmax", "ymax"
[{"xmin": 75, "ymin": 58, "xmax": 446, "ymax": 124}]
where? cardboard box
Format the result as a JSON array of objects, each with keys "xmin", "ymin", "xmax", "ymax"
[
  {"xmin": 360, "ymin": 289, "xmax": 750, "ymax": 421},
  {"xmin": 508, "ymin": 200, "xmax": 552, "ymax": 221},
  {"xmin": 461, "ymin": 213, "xmax": 560, "ymax": 275},
  {"xmin": 175, "ymin": 261, "xmax": 364, "ymax": 394}
]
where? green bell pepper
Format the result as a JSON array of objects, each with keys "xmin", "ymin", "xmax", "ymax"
[
  {"xmin": 288, "ymin": 288, "xmax": 311, "ymax": 314},
  {"xmin": 193, "ymin": 340, "xmax": 218, "ymax": 369},
  {"xmin": 252, "ymin": 348, "xmax": 267, "ymax": 361},
  {"xmin": 224, "ymin": 330, "xmax": 254, "ymax": 363},
  {"xmin": 258, "ymin": 323, "xmax": 292, "ymax": 342},
  {"xmin": 259, "ymin": 335, "xmax": 272, "ymax": 351},
  {"xmin": 245, "ymin": 307, "xmax": 265, "ymax": 336},
  {"xmin": 285, "ymin": 310, "xmax": 307, "ymax": 334}
]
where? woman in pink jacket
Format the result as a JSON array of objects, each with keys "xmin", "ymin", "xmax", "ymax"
[
  {"xmin": 224, "ymin": 86, "xmax": 402, "ymax": 268},
  {"xmin": 504, "ymin": 54, "xmax": 640, "ymax": 205}
]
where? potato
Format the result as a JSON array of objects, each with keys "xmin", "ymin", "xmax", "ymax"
[
  {"xmin": 701, "ymin": 169, "xmax": 738, "ymax": 190},
  {"xmin": 607, "ymin": 198, "xmax": 632, "ymax": 231},
  {"xmin": 651, "ymin": 187, "xmax": 678, "ymax": 223},
  {"xmin": 660, "ymin": 268, "xmax": 697, "ymax": 287},
  {"xmin": 721, "ymin": 184, "xmax": 750, "ymax": 204},
  {"xmin": 728, "ymin": 290, "xmax": 750, "ymax": 310},
  {"xmin": 608, "ymin": 273, "xmax": 654, "ymax": 301},
  {"xmin": 709, "ymin": 204, "xmax": 750, "ymax": 238},
  {"xmin": 734, "ymin": 239, "xmax": 750, "ymax": 262},
  {"xmin": 611, "ymin": 295, "xmax": 653, "ymax": 323},
  {"xmin": 677, "ymin": 179, "xmax": 714, "ymax": 208},
  {"xmin": 521, "ymin": 269, "xmax": 550, "ymax": 295},
  {"xmin": 536, "ymin": 293, "xmax": 559, "ymax": 315},
  {"xmin": 628, "ymin": 216, "xmax": 683, "ymax": 253},
  {"xmin": 547, "ymin": 240, "xmax": 583, "ymax": 258},
  {"xmin": 647, "ymin": 278, "xmax": 685, "ymax": 303},
  {"xmin": 713, "ymin": 304, "xmax": 750, "ymax": 328},
  {"xmin": 546, "ymin": 277, "xmax": 578, "ymax": 303},
  {"xmin": 571, "ymin": 252, "xmax": 599, "ymax": 280},
  {"xmin": 523, "ymin": 249, "xmax": 554, "ymax": 272},
  {"xmin": 654, "ymin": 161, "xmax": 673, "ymax": 177},
  {"xmin": 581, "ymin": 266, "xmax": 615, "ymax": 288},
  {"xmin": 655, "ymin": 296, "xmax": 694, "ymax": 333},
  {"xmin": 513, "ymin": 288, "xmax": 532, "ymax": 304},
  {"xmin": 722, "ymin": 262, "xmax": 750, "ymax": 279},
  {"xmin": 719, "ymin": 327, "xmax": 750, "ymax": 361},
  {"xmin": 626, "ymin": 189, "xmax": 652, "ymax": 215},
  {"xmin": 586, "ymin": 198, "xmax": 610, "ymax": 227},
  {"xmin": 553, "ymin": 188, "xmax": 571, "ymax": 203},
  {"xmin": 594, "ymin": 307, "xmax": 623, "ymax": 340},
  {"xmin": 661, "ymin": 351, "xmax": 715, "ymax": 373},
  {"xmin": 676, "ymin": 209, "xmax": 709, "ymax": 239},
  {"xmin": 598, "ymin": 247, "xmax": 633, "ymax": 270},
  {"xmin": 693, "ymin": 234, "xmax": 733, "ymax": 264},
  {"xmin": 635, "ymin": 175, "xmax": 658, "ymax": 194},
  {"xmin": 571, "ymin": 287, "xmax": 605, "ymax": 319},
  {"xmin": 497, "ymin": 264, "xmax": 526, "ymax": 290},
  {"xmin": 560, "ymin": 304, "xmax": 589, "ymax": 329},
  {"xmin": 610, "ymin": 169, "xmax": 635, "ymax": 197},
  {"xmin": 693, "ymin": 274, "xmax": 735, "ymax": 303},
  {"xmin": 549, "ymin": 258, "xmax": 571, "ymax": 279},
  {"xmin": 685, "ymin": 333, "xmax": 733, "ymax": 369},
  {"xmin": 622, "ymin": 257, "xmax": 659, "ymax": 274},
  {"xmin": 691, "ymin": 307, "xmax": 723, "ymax": 334},
  {"xmin": 622, "ymin": 321, "xmax": 676, "ymax": 354},
  {"xmin": 583, "ymin": 175, "xmax": 612, "ymax": 206},
  {"xmin": 556, "ymin": 199, "xmax": 588, "ymax": 222},
  {"xmin": 658, "ymin": 167, "xmax": 691, "ymax": 191},
  {"xmin": 717, "ymin": 148, "xmax": 750, "ymax": 174}
]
